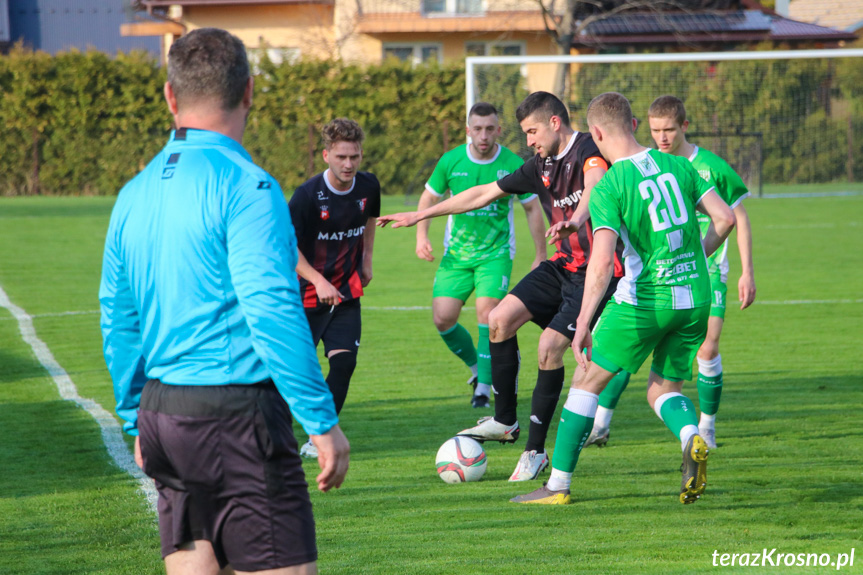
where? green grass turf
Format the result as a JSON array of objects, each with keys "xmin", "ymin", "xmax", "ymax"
[{"xmin": 0, "ymin": 194, "xmax": 861, "ymax": 574}]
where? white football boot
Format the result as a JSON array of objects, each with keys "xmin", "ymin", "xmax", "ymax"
[
  {"xmin": 457, "ymin": 416, "xmax": 519, "ymax": 444},
  {"xmin": 299, "ymin": 440, "xmax": 318, "ymax": 459},
  {"xmin": 508, "ymin": 450, "xmax": 549, "ymax": 481}
]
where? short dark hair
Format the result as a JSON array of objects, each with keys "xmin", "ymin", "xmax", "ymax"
[
  {"xmin": 515, "ymin": 91, "xmax": 570, "ymax": 127},
  {"xmin": 167, "ymin": 28, "xmax": 250, "ymax": 112},
  {"xmin": 468, "ymin": 102, "xmax": 498, "ymax": 119},
  {"xmin": 648, "ymin": 95, "xmax": 687, "ymax": 126},
  {"xmin": 322, "ymin": 118, "xmax": 365, "ymax": 149},
  {"xmin": 586, "ymin": 92, "xmax": 634, "ymax": 134}
]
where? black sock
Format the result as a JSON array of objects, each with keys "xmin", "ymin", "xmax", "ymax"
[
  {"xmin": 490, "ymin": 336, "xmax": 520, "ymax": 425},
  {"xmin": 327, "ymin": 352, "xmax": 357, "ymax": 415},
  {"xmin": 525, "ymin": 367, "xmax": 565, "ymax": 453}
]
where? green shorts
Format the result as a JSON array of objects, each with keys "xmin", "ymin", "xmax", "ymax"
[
  {"xmin": 591, "ymin": 301, "xmax": 709, "ymax": 381},
  {"xmin": 709, "ymin": 270, "xmax": 727, "ymax": 319},
  {"xmin": 432, "ymin": 255, "xmax": 513, "ymax": 302}
]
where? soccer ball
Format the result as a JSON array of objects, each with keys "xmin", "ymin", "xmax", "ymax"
[{"xmin": 435, "ymin": 436, "xmax": 487, "ymax": 483}]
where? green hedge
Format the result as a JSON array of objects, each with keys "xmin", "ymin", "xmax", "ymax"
[
  {"xmin": 1, "ymin": 47, "xmax": 860, "ymax": 196},
  {"xmin": 0, "ymin": 48, "xmax": 466, "ymax": 196}
]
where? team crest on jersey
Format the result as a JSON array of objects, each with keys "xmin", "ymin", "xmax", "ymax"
[
  {"xmin": 357, "ymin": 198, "xmax": 367, "ymax": 211},
  {"xmin": 633, "ymin": 153, "xmax": 660, "ymax": 177},
  {"xmin": 698, "ymin": 169, "xmax": 711, "ymax": 182},
  {"xmin": 320, "ymin": 206, "xmax": 329, "ymax": 220},
  {"xmin": 541, "ymin": 173, "xmax": 551, "ymax": 188},
  {"xmin": 497, "ymin": 169, "xmax": 510, "ymax": 179}
]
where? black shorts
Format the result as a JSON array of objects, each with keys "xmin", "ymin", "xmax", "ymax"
[
  {"xmin": 509, "ymin": 259, "xmax": 620, "ymax": 340},
  {"xmin": 138, "ymin": 379, "xmax": 316, "ymax": 572},
  {"xmin": 305, "ymin": 297, "xmax": 361, "ymax": 354}
]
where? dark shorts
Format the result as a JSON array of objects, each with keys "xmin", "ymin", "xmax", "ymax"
[
  {"xmin": 509, "ymin": 259, "xmax": 620, "ymax": 340},
  {"xmin": 138, "ymin": 379, "xmax": 316, "ymax": 572},
  {"xmin": 305, "ymin": 297, "xmax": 361, "ymax": 354}
]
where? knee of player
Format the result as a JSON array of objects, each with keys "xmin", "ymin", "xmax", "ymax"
[
  {"xmin": 697, "ymin": 340, "xmax": 720, "ymax": 360},
  {"xmin": 328, "ymin": 350, "xmax": 357, "ymax": 371},
  {"xmin": 488, "ymin": 308, "xmax": 514, "ymax": 341},
  {"xmin": 433, "ymin": 313, "xmax": 457, "ymax": 332},
  {"xmin": 537, "ymin": 332, "xmax": 568, "ymax": 368}
]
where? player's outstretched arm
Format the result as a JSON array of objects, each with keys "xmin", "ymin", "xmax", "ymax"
[
  {"xmin": 415, "ymin": 189, "xmax": 442, "ymax": 262},
  {"xmin": 311, "ymin": 424, "xmax": 350, "ymax": 492},
  {"xmin": 522, "ymin": 197, "xmax": 548, "ymax": 269},
  {"xmin": 572, "ymin": 228, "xmax": 617, "ymax": 370},
  {"xmin": 733, "ymin": 203, "xmax": 756, "ymax": 309},
  {"xmin": 378, "ymin": 182, "xmax": 506, "ymax": 229},
  {"xmin": 697, "ymin": 190, "xmax": 736, "ymax": 257},
  {"xmin": 362, "ymin": 217, "xmax": 376, "ymax": 287},
  {"xmin": 296, "ymin": 250, "xmax": 341, "ymax": 306}
]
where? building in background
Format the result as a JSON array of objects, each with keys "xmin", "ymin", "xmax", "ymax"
[
  {"xmin": 789, "ymin": 0, "xmax": 863, "ymax": 36},
  {"xmin": 0, "ymin": 0, "xmax": 161, "ymax": 57}
]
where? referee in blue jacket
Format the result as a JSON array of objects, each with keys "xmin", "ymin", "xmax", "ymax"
[{"xmin": 99, "ymin": 28, "xmax": 349, "ymax": 575}]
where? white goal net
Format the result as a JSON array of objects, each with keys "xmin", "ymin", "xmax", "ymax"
[{"xmin": 467, "ymin": 49, "xmax": 863, "ymax": 195}]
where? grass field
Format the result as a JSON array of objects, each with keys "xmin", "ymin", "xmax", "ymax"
[{"xmin": 0, "ymin": 193, "xmax": 861, "ymax": 574}]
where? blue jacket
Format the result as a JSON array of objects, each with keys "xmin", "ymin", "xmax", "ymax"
[{"xmin": 99, "ymin": 128, "xmax": 338, "ymax": 436}]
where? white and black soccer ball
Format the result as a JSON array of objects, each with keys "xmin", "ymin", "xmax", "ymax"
[{"xmin": 435, "ymin": 436, "xmax": 487, "ymax": 483}]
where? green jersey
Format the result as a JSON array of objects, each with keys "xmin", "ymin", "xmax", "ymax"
[
  {"xmin": 590, "ymin": 149, "xmax": 715, "ymax": 310},
  {"xmin": 689, "ymin": 146, "xmax": 750, "ymax": 281},
  {"xmin": 426, "ymin": 144, "xmax": 534, "ymax": 261}
]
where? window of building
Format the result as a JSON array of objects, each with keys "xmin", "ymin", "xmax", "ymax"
[
  {"xmin": 247, "ymin": 47, "xmax": 300, "ymax": 74},
  {"xmin": 422, "ymin": 0, "xmax": 483, "ymax": 16},
  {"xmin": 383, "ymin": 43, "xmax": 443, "ymax": 66},
  {"xmin": 464, "ymin": 42, "xmax": 525, "ymax": 57}
]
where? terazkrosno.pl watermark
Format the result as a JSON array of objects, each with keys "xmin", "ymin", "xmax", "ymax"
[{"xmin": 712, "ymin": 549, "xmax": 855, "ymax": 570}]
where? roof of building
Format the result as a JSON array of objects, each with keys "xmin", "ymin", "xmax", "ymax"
[{"xmin": 575, "ymin": 9, "xmax": 857, "ymax": 45}]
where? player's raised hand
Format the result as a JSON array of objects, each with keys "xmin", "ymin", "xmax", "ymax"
[
  {"xmin": 738, "ymin": 272, "xmax": 756, "ymax": 310},
  {"xmin": 416, "ymin": 237, "xmax": 435, "ymax": 262},
  {"xmin": 545, "ymin": 221, "xmax": 578, "ymax": 245},
  {"xmin": 572, "ymin": 326, "xmax": 592, "ymax": 371},
  {"xmin": 311, "ymin": 424, "xmax": 350, "ymax": 492},
  {"xmin": 377, "ymin": 212, "xmax": 422, "ymax": 229},
  {"xmin": 314, "ymin": 278, "xmax": 342, "ymax": 307}
]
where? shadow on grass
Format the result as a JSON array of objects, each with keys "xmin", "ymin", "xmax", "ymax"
[
  {"xmin": 0, "ymin": 400, "xmax": 134, "ymax": 498},
  {"xmin": 0, "ymin": 349, "xmax": 50, "ymax": 384}
]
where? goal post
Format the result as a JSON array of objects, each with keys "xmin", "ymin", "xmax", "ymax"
[{"xmin": 466, "ymin": 49, "xmax": 863, "ymax": 194}]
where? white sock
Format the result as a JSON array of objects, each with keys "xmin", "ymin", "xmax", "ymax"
[
  {"xmin": 699, "ymin": 412, "xmax": 716, "ymax": 429},
  {"xmin": 563, "ymin": 388, "xmax": 599, "ymax": 418},
  {"xmin": 679, "ymin": 425, "xmax": 700, "ymax": 451},
  {"xmin": 469, "ymin": 364, "xmax": 478, "ymax": 377},
  {"xmin": 652, "ymin": 392, "xmax": 684, "ymax": 420},
  {"xmin": 547, "ymin": 468, "xmax": 572, "ymax": 492},
  {"xmin": 475, "ymin": 383, "xmax": 491, "ymax": 397},
  {"xmin": 697, "ymin": 354, "xmax": 722, "ymax": 377},
  {"xmin": 593, "ymin": 406, "xmax": 613, "ymax": 431}
]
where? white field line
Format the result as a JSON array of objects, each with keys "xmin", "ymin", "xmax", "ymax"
[{"xmin": 0, "ymin": 286, "xmax": 157, "ymax": 513}]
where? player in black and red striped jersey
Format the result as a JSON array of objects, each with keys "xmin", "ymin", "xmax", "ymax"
[
  {"xmin": 289, "ymin": 118, "xmax": 381, "ymax": 458},
  {"xmin": 379, "ymin": 92, "xmax": 630, "ymax": 482}
]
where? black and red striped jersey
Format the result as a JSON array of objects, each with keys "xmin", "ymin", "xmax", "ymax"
[
  {"xmin": 289, "ymin": 170, "xmax": 381, "ymax": 308},
  {"xmin": 497, "ymin": 131, "xmax": 622, "ymax": 276}
]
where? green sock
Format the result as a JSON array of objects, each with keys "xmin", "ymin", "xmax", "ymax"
[
  {"xmin": 439, "ymin": 323, "xmax": 477, "ymax": 368},
  {"xmin": 550, "ymin": 408, "xmax": 594, "ymax": 474},
  {"xmin": 697, "ymin": 372, "xmax": 723, "ymax": 416},
  {"xmin": 597, "ymin": 371, "xmax": 631, "ymax": 409},
  {"xmin": 657, "ymin": 393, "xmax": 699, "ymax": 440},
  {"xmin": 477, "ymin": 324, "xmax": 491, "ymax": 385}
]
